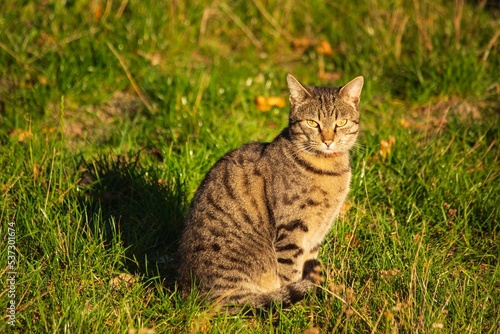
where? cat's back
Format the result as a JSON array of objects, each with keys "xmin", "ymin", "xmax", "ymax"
[
  {"xmin": 178, "ymin": 141, "xmax": 274, "ymax": 294},
  {"xmin": 194, "ymin": 141, "xmax": 269, "ymax": 195},
  {"xmin": 223, "ymin": 141, "xmax": 268, "ymax": 166}
]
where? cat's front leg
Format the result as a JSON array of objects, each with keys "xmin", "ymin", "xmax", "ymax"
[
  {"xmin": 274, "ymin": 229, "xmax": 307, "ymax": 284},
  {"xmin": 302, "ymin": 259, "xmax": 324, "ymax": 285}
]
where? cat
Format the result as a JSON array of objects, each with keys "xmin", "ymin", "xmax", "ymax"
[{"xmin": 177, "ymin": 74, "xmax": 364, "ymax": 309}]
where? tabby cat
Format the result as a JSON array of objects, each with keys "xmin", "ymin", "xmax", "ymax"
[{"xmin": 178, "ymin": 74, "xmax": 364, "ymax": 308}]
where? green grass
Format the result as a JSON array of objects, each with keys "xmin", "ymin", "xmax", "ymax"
[{"xmin": 1, "ymin": 0, "xmax": 498, "ymax": 332}]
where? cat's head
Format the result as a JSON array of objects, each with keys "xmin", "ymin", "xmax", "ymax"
[{"xmin": 286, "ymin": 74, "xmax": 364, "ymax": 157}]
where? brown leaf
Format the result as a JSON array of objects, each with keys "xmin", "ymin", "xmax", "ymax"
[
  {"xmin": 109, "ymin": 273, "xmax": 136, "ymax": 290},
  {"xmin": 328, "ymin": 283, "xmax": 345, "ymax": 294},
  {"xmin": 291, "ymin": 37, "xmax": 314, "ymax": 52},
  {"xmin": 443, "ymin": 202, "xmax": 457, "ymax": 221},
  {"xmin": 266, "ymin": 122, "xmax": 278, "ymax": 129},
  {"xmin": 94, "ymin": 4, "xmax": 103, "ymax": 20},
  {"xmin": 380, "ymin": 269, "xmax": 401, "ymax": 277},
  {"xmin": 10, "ymin": 129, "xmax": 32, "ymax": 142},
  {"xmin": 345, "ymin": 233, "xmax": 360, "ymax": 247},
  {"xmin": 467, "ymin": 166, "xmax": 484, "ymax": 172}
]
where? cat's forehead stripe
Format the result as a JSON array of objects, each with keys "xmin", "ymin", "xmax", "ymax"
[
  {"xmin": 312, "ymin": 87, "xmax": 338, "ymax": 120},
  {"xmin": 317, "ymin": 91, "xmax": 326, "ymax": 120}
]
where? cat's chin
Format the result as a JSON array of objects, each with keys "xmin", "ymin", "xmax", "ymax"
[
  {"xmin": 322, "ymin": 150, "xmax": 340, "ymax": 157},
  {"xmin": 324, "ymin": 151, "xmax": 339, "ymax": 156},
  {"xmin": 316, "ymin": 149, "xmax": 343, "ymax": 157}
]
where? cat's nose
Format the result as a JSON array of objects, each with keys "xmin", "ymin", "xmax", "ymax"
[{"xmin": 323, "ymin": 140, "xmax": 333, "ymax": 147}]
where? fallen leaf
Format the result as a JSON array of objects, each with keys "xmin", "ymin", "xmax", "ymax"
[
  {"xmin": 319, "ymin": 71, "xmax": 341, "ymax": 81},
  {"xmin": 339, "ymin": 202, "xmax": 351, "ymax": 216},
  {"xmin": 128, "ymin": 328, "xmax": 156, "ymax": 334},
  {"xmin": 110, "ymin": 273, "xmax": 136, "ymax": 290},
  {"xmin": 42, "ymin": 127, "xmax": 57, "ymax": 134},
  {"xmin": 327, "ymin": 283, "xmax": 345, "ymax": 294},
  {"xmin": 400, "ymin": 118, "xmax": 411, "ymax": 128},
  {"xmin": 267, "ymin": 122, "xmax": 278, "ymax": 129},
  {"xmin": 33, "ymin": 163, "xmax": 40, "ymax": 182},
  {"xmin": 345, "ymin": 233, "xmax": 360, "ymax": 247},
  {"xmin": 316, "ymin": 40, "xmax": 334, "ymax": 56},
  {"xmin": 379, "ymin": 135, "xmax": 396, "ymax": 162},
  {"xmin": 443, "ymin": 202, "xmax": 458, "ymax": 221},
  {"xmin": 291, "ymin": 37, "xmax": 314, "ymax": 52},
  {"xmin": 304, "ymin": 328, "xmax": 321, "ymax": 334},
  {"xmin": 94, "ymin": 3, "xmax": 103, "ymax": 20},
  {"xmin": 380, "ymin": 269, "xmax": 401, "ymax": 277},
  {"xmin": 137, "ymin": 50, "xmax": 163, "ymax": 66},
  {"xmin": 38, "ymin": 76, "xmax": 48, "ymax": 85},
  {"xmin": 467, "ymin": 166, "xmax": 484, "ymax": 172},
  {"xmin": 255, "ymin": 96, "xmax": 286, "ymax": 112},
  {"xmin": 10, "ymin": 129, "xmax": 32, "ymax": 142}
]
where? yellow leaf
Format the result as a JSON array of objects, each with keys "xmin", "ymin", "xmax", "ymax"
[
  {"xmin": 316, "ymin": 40, "xmax": 334, "ymax": 56},
  {"xmin": 379, "ymin": 135, "xmax": 396, "ymax": 161},
  {"xmin": 400, "ymin": 118, "xmax": 411, "ymax": 128},
  {"xmin": 255, "ymin": 96, "xmax": 286, "ymax": 112},
  {"xmin": 128, "ymin": 328, "xmax": 156, "ymax": 334},
  {"xmin": 319, "ymin": 71, "xmax": 341, "ymax": 81},
  {"xmin": 339, "ymin": 202, "xmax": 351, "ymax": 215}
]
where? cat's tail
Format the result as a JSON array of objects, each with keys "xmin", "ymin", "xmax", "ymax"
[{"xmin": 218, "ymin": 259, "xmax": 323, "ymax": 313}]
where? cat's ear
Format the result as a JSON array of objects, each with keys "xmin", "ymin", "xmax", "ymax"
[
  {"xmin": 339, "ymin": 76, "xmax": 364, "ymax": 108},
  {"xmin": 287, "ymin": 74, "xmax": 312, "ymax": 105}
]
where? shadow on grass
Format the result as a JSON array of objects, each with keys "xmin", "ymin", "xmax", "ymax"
[{"xmin": 78, "ymin": 152, "xmax": 187, "ymax": 289}]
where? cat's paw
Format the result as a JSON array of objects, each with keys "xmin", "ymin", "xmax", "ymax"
[{"xmin": 302, "ymin": 259, "xmax": 324, "ymax": 285}]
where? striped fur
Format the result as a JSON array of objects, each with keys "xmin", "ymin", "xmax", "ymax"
[{"xmin": 178, "ymin": 74, "xmax": 364, "ymax": 308}]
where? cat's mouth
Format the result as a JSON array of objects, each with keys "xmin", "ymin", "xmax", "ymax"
[{"xmin": 318, "ymin": 142, "xmax": 342, "ymax": 157}]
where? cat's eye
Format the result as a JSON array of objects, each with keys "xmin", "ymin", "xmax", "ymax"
[
  {"xmin": 336, "ymin": 119, "xmax": 348, "ymax": 127},
  {"xmin": 306, "ymin": 120, "xmax": 319, "ymax": 128}
]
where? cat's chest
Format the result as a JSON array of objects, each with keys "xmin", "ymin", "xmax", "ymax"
[
  {"xmin": 271, "ymin": 170, "xmax": 350, "ymax": 211},
  {"xmin": 271, "ymin": 171, "xmax": 350, "ymax": 238},
  {"xmin": 301, "ymin": 176, "xmax": 349, "ymax": 243}
]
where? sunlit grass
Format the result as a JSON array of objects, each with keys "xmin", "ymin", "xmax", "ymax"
[{"xmin": 0, "ymin": 0, "xmax": 498, "ymax": 332}]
